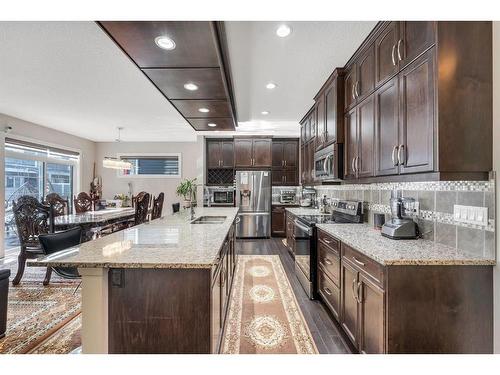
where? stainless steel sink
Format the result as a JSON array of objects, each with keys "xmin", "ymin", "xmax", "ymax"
[{"xmin": 191, "ymin": 216, "xmax": 227, "ymax": 224}]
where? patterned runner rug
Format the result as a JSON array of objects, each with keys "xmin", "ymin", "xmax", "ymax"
[{"xmin": 221, "ymin": 255, "xmax": 318, "ymax": 354}]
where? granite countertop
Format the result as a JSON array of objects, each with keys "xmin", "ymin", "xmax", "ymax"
[
  {"xmin": 29, "ymin": 207, "xmax": 239, "ymax": 269},
  {"xmin": 272, "ymin": 202, "xmax": 299, "ymax": 206},
  {"xmin": 285, "ymin": 207, "xmax": 330, "ymax": 216},
  {"xmin": 54, "ymin": 207, "xmax": 135, "ymax": 226},
  {"xmin": 316, "ymin": 223, "xmax": 496, "ymax": 266}
]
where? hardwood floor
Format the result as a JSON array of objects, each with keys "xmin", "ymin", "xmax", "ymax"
[{"xmin": 236, "ymin": 237, "xmax": 355, "ymax": 354}]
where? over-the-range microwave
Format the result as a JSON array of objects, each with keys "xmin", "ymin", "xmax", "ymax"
[{"xmin": 314, "ymin": 144, "xmax": 343, "ymax": 181}]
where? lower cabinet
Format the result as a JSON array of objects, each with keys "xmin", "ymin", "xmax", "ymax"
[
  {"xmin": 211, "ymin": 265, "xmax": 222, "ymax": 354},
  {"xmin": 358, "ymin": 274, "xmax": 385, "ymax": 354},
  {"xmin": 271, "ymin": 206, "xmax": 286, "ymax": 237}
]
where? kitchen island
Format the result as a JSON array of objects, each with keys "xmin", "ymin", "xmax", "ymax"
[{"xmin": 29, "ymin": 207, "xmax": 239, "ymax": 354}]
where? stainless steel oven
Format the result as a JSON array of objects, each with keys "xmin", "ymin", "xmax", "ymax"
[
  {"xmin": 314, "ymin": 144, "xmax": 343, "ymax": 181},
  {"xmin": 293, "ymin": 218, "xmax": 314, "ymax": 297}
]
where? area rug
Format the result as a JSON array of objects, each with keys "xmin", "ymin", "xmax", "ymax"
[
  {"xmin": 0, "ymin": 261, "xmax": 81, "ymax": 354},
  {"xmin": 29, "ymin": 314, "xmax": 81, "ymax": 354},
  {"xmin": 221, "ymin": 255, "xmax": 318, "ymax": 354}
]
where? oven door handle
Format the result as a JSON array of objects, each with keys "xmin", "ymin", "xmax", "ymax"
[{"xmin": 294, "ymin": 219, "xmax": 312, "ymax": 235}]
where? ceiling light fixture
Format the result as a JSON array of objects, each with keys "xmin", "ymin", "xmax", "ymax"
[
  {"xmin": 276, "ymin": 24, "xmax": 291, "ymax": 38},
  {"xmin": 103, "ymin": 127, "xmax": 132, "ymax": 171},
  {"xmin": 208, "ymin": 123, "xmax": 217, "ymax": 127},
  {"xmin": 266, "ymin": 82, "xmax": 277, "ymax": 90},
  {"xmin": 198, "ymin": 108, "xmax": 210, "ymax": 113},
  {"xmin": 261, "ymin": 111, "xmax": 270, "ymax": 115},
  {"xmin": 154, "ymin": 36, "xmax": 176, "ymax": 50},
  {"xmin": 183, "ymin": 82, "xmax": 198, "ymax": 91}
]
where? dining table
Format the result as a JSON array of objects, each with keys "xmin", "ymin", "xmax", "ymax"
[{"xmin": 54, "ymin": 207, "xmax": 136, "ymax": 241}]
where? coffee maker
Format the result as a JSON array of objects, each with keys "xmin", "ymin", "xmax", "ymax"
[{"xmin": 381, "ymin": 191, "xmax": 418, "ymax": 239}]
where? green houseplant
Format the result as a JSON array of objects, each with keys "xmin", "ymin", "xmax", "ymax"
[{"xmin": 176, "ymin": 178, "xmax": 197, "ymax": 208}]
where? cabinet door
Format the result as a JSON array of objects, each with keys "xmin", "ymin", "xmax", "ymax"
[
  {"xmin": 302, "ymin": 143, "xmax": 309, "ymax": 184},
  {"xmin": 307, "ymin": 142, "xmax": 315, "ymax": 183},
  {"xmin": 341, "ymin": 262, "xmax": 359, "ymax": 347},
  {"xmin": 324, "ymin": 80, "xmax": 339, "ymax": 145},
  {"xmin": 271, "ymin": 170, "xmax": 284, "ymax": 185},
  {"xmin": 309, "ymin": 109, "xmax": 317, "ymax": 145},
  {"xmin": 318, "ymin": 271, "xmax": 341, "ymax": 321},
  {"xmin": 221, "ymin": 141, "xmax": 234, "ymax": 168},
  {"xmin": 234, "ymin": 139, "xmax": 253, "ymax": 167},
  {"xmin": 283, "ymin": 169, "xmax": 297, "ymax": 186},
  {"xmin": 356, "ymin": 44, "xmax": 375, "ymax": 101},
  {"xmin": 358, "ymin": 274, "xmax": 385, "ymax": 354},
  {"xmin": 211, "ymin": 267, "xmax": 222, "ymax": 353},
  {"xmin": 375, "ymin": 77, "xmax": 399, "ymax": 176},
  {"xmin": 398, "ymin": 48, "xmax": 435, "ymax": 175},
  {"xmin": 286, "ymin": 215, "xmax": 295, "ymax": 253},
  {"xmin": 357, "ymin": 95, "xmax": 375, "ymax": 178},
  {"xmin": 207, "ymin": 141, "xmax": 222, "ymax": 168},
  {"xmin": 344, "ymin": 108, "xmax": 358, "ymax": 180},
  {"xmin": 316, "ymin": 94, "xmax": 326, "ymax": 150},
  {"xmin": 253, "ymin": 139, "xmax": 272, "ymax": 167},
  {"xmin": 271, "ymin": 206, "xmax": 286, "ymax": 236},
  {"xmin": 272, "ymin": 141, "xmax": 284, "ymax": 168},
  {"xmin": 344, "ymin": 65, "xmax": 357, "ymax": 110},
  {"xmin": 398, "ymin": 21, "xmax": 435, "ymax": 68},
  {"xmin": 300, "ymin": 146, "xmax": 306, "ymax": 184},
  {"xmin": 283, "ymin": 141, "xmax": 298, "ymax": 168},
  {"xmin": 300, "ymin": 124, "xmax": 306, "ymax": 144},
  {"xmin": 375, "ymin": 22, "xmax": 399, "ymax": 87}
]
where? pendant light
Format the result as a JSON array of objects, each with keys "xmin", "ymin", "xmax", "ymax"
[{"xmin": 103, "ymin": 127, "xmax": 132, "ymax": 171}]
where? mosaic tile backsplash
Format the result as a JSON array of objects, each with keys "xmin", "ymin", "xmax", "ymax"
[{"xmin": 315, "ymin": 176, "xmax": 496, "ymax": 260}]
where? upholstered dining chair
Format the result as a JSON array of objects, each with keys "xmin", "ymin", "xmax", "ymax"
[
  {"xmin": 151, "ymin": 192, "xmax": 164, "ymax": 220},
  {"xmin": 73, "ymin": 192, "xmax": 94, "ymax": 214},
  {"xmin": 11, "ymin": 195, "xmax": 53, "ymax": 286},
  {"xmin": 133, "ymin": 191, "xmax": 150, "ymax": 226},
  {"xmin": 38, "ymin": 227, "xmax": 82, "ymax": 286},
  {"xmin": 44, "ymin": 192, "xmax": 69, "ymax": 217}
]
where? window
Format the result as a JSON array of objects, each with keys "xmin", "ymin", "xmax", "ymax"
[
  {"xmin": 4, "ymin": 138, "xmax": 80, "ymax": 250},
  {"xmin": 118, "ymin": 154, "xmax": 182, "ymax": 178}
]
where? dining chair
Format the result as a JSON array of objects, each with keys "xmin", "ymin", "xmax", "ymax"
[
  {"xmin": 73, "ymin": 192, "xmax": 94, "ymax": 213},
  {"xmin": 151, "ymin": 192, "xmax": 165, "ymax": 220},
  {"xmin": 0, "ymin": 269, "xmax": 9, "ymax": 338},
  {"xmin": 133, "ymin": 191, "xmax": 150, "ymax": 226},
  {"xmin": 38, "ymin": 227, "xmax": 82, "ymax": 286},
  {"xmin": 11, "ymin": 195, "xmax": 53, "ymax": 286},
  {"xmin": 44, "ymin": 192, "xmax": 69, "ymax": 216}
]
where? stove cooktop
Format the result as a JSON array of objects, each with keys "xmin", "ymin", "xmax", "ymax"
[{"xmin": 297, "ymin": 215, "xmax": 354, "ymax": 225}]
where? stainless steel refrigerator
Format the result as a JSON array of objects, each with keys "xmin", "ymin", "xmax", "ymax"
[{"xmin": 235, "ymin": 170, "xmax": 271, "ymax": 238}]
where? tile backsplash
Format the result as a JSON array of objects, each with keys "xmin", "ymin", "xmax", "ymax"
[{"xmin": 315, "ymin": 175, "xmax": 496, "ymax": 260}]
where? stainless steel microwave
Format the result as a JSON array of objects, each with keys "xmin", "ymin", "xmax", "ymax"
[
  {"xmin": 314, "ymin": 144, "xmax": 343, "ymax": 181},
  {"xmin": 207, "ymin": 187, "xmax": 235, "ymax": 206}
]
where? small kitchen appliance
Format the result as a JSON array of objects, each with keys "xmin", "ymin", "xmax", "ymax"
[
  {"xmin": 381, "ymin": 192, "xmax": 418, "ymax": 239},
  {"xmin": 279, "ymin": 190, "xmax": 297, "ymax": 204},
  {"xmin": 300, "ymin": 188, "xmax": 317, "ymax": 208},
  {"xmin": 204, "ymin": 186, "xmax": 235, "ymax": 207}
]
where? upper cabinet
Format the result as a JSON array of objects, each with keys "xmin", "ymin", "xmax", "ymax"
[
  {"xmin": 207, "ymin": 139, "xmax": 234, "ymax": 168},
  {"xmin": 345, "ymin": 45, "xmax": 375, "ymax": 110},
  {"xmin": 234, "ymin": 138, "xmax": 272, "ymax": 168},
  {"xmin": 272, "ymin": 139, "xmax": 299, "ymax": 186}
]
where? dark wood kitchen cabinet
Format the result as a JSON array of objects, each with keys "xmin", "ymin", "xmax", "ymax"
[
  {"xmin": 272, "ymin": 139, "xmax": 299, "ymax": 186},
  {"xmin": 375, "ymin": 22, "xmax": 399, "ymax": 87},
  {"xmin": 344, "ymin": 95, "xmax": 375, "ymax": 180},
  {"xmin": 211, "ymin": 262, "xmax": 222, "ymax": 353},
  {"xmin": 315, "ymin": 69, "xmax": 344, "ymax": 151},
  {"xmin": 358, "ymin": 273, "xmax": 385, "ymax": 354},
  {"xmin": 206, "ymin": 139, "xmax": 234, "ymax": 168},
  {"xmin": 344, "ymin": 65, "xmax": 356, "ymax": 111},
  {"xmin": 299, "ymin": 106, "xmax": 316, "ymax": 185},
  {"xmin": 234, "ymin": 137, "xmax": 271, "ymax": 168},
  {"xmin": 271, "ymin": 205, "xmax": 286, "ymax": 237},
  {"xmin": 285, "ymin": 212, "xmax": 295, "ymax": 255},
  {"xmin": 345, "ymin": 45, "xmax": 375, "ymax": 110},
  {"xmin": 340, "ymin": 260, "xmax": 359, "ymax": 346}
]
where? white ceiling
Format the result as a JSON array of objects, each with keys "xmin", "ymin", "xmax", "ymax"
[
  {"xmin": 0, "ymin": 21, "xmax": 196, "ymax": 142},
  {"xmin": 0, "ymin": 21, "xmax": 376, "ymax": 142},
  {"xmin": 225, "ymin": 21, "xmax": 377, "ymax": 135}
]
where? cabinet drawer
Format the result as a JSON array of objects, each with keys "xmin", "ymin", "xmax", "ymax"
[
  {"xmin": 318, "ymin": 271, "xmax": 341, "ymax": 321},
  {"xmin": 342, "ymin": 243, "xmax": 385, "ymax": 287},
  {"xmin": 318, "ymin": 241, "xmax": 340, "ymax": 287},
  {"xmin": 317, "ymin": 230, "xmax": 340, "ymax": 252}
]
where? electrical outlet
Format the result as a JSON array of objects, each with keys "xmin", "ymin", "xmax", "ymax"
[{"xmin": 453, "ymin": 205, "xmax": 488, "ymax": 226}]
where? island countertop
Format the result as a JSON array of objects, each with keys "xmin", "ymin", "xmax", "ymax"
[
  {"xmin": 28, "ymin": 207, "xmax": 239, "ymax": 269},
  {"xmin": 316, "ymin": 223, "xmax": 496, "ymax": 266}
]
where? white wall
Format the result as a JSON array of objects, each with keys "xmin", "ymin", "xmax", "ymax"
[
  {"xmin": 95, "ymin": 137, "xmax": 204, "ymax": 215},
  {"xmin": 493, "ymin": 22, "xmax": 500, "ymax": 354},
  {"xmin": 0, "ymin": 113, "xmax": 97, "ymax": 258}
]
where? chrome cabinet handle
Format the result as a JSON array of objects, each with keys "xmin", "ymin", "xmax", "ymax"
[
  {"xmin": 323, "ymin": 238, "xmax": 332, "ymax": 244},
  {"xmin": 397, "ymin": 39, "xmax": 403, "ymax": 61},
  {"xmin": 357, "ymin": 281, "xmax": 363, "ymax": 303},
  {"xmin": 356, "ymin": 156, "xmax": 360, "ymax": 172},
  {"xmin": 324, "ymin": 287, "xmax": 332, "ymax": 296},
  {"xmin": 391, "ymin": 44, "xmax": 397, "ymax": 66},
  {"xmin": 355, "ymin": 81, "xmax": 360, "ymax": 98},
  {"xmin": 324, "ymin": 258, "xmax": 333, "ymax": 265},
  {"xmin": 284, "ymin": 160, "xmax": 287, "ymax": 167},
  {"xmin": 397, "ymin": 144, "xmax": 405, "ymax": 165},
  {"xmin": 352, "ymin": 83, "xmax": 356, "ymax": 100},
  {"xmin": 235, "ymin": 216, "xmax": 241, "ymax": 223},
  {"xmin": 352, "ymin": 256, "xmax": 365, "ymax": 267},
  {"xmin": 351, "ymin": 157, "xmax": 356, "ymax": 173},
  {"xmin": 391, "ymin": 145, "xmax": 398, "ymax": 166}
]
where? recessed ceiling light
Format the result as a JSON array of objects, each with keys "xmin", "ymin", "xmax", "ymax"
[
  {"xmin": 266, "ymin": 82, "xmax": 277, "ymax": 90},
  {"xmin": 154, "ymin": 36, "xmax": 176, "ymax": 50},
  {"xmin": 183, "ymin": 82, "xmax": 198, "ymax": 91},
  {"xmin": 276, "ymin": 24, "xmax": 291, "ymax": 38},
  {"xmin": 208, "ymin": 123, "xmax": 217, "ymax": 127},
  {"xmin": 261, "ymin": 111, "xmax": 270, "ymax": 115},
  {"xmin": 198, "ymin": 108, "xmax": 210, "ymax": 113}
]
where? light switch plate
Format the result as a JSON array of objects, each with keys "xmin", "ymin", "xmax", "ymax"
[{"xmin": 453, "ymin": 205, "xmax": 488, "ymax": 226}]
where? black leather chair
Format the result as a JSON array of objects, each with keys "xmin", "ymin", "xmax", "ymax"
[
  {"xmin": 38, "ymin": 227, "xmax": 82, "ymax": 280},
  {"xmin": 0, "ymin": 269, "xmax": 10, "ymax": 339}
]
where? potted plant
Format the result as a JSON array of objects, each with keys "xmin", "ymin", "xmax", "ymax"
[{"xmin": 176, "ymin": 178, "xmax": 197, "ymax": 208}]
